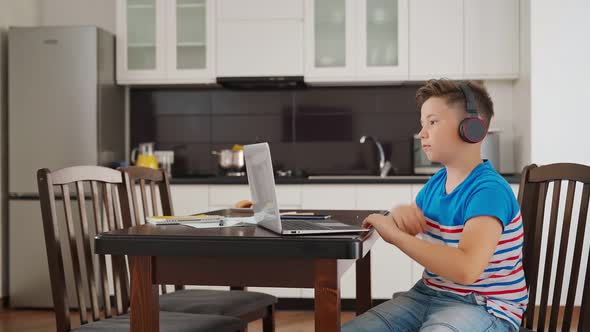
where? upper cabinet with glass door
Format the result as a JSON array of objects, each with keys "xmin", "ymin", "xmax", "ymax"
[
  {"xmin": 165, "ymin": 0, "xmax": 215, "ymax": 83},
  {"xmin": 117, "ymin": 0, "xmax": 166, "ymax": 83},
  {"xmin": 304, "ymin": 0, "xmax": 408, "ymax": 83},
  {"xmin": 116, "ymin": 0, "xmax": 215, "ymax": 84},
  {"xmin": 356, "ymin": 0, "xmax": 408, "ymax": 81},
  {"xmin": 304, "ymin": 0, "xmax": 356, "ymax": 81}
]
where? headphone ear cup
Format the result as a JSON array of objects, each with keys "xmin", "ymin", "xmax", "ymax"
[{"xmin": 459, "ymin": 118, "xmax": 487, "ymax": 143}]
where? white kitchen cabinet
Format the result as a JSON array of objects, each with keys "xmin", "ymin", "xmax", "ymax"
[
  {"xmin": 301, "ymin": 184, "xmax": 356, "ymax": 209},
  {"xmin": 207, "ymin": 184, "xmax": 250, "ymax": 211},
  {"xmin": 510, "ymin": 184, "xmax": 519, "ymax": 198},
  {"xmin": 355, "ymin": 0, "xmax": 409, "ymax": 81},
  {"xmin": 216, "ymin": 0, "xmax": 304, "ymax": 77},
  {"xmin": 305, "ymin": 0, "xmax": 408, "ymax": 83},
  {"xmin": 356, "ymin": 185, "xmax": 414, "ymax": 298},
  {"xmin": 409, "ymin": 184, "xmax": 425, "ymax": 283},
  {"xmin": 216, "ymin": 20, "xmax": 304, "ymax": 77},
  {"xmin": 217, "ymin": 0, "xmax": 303, "ymax": 20},
  {"xmin": 304, "ymin": 0, "xmax": 356, "ymax": 81},
  {"xmin": 207, "ymin": 184, "xmax": 302, "ymax": 211},
  {"xmin": 170, "ymin": 184, "xmax": 209, "ymax": 215},
  {"xmin": 165, "ymin": 0, "xmax": 216, "ymax": 82},
  {"xmin": 117, "ymin": 0, "xmax": 166, "ymax": 82},
  {"xmin": 408, "ymin": 0, "xmax": 463, "ymax": 80},
  {"xmin": 276, "ymin": 185, "xmax": 303, "ymax": 210},
  {"xmin": 117, "ymin": 0, "xmax": 216, "ymax": 84},
  {"xmin": 463, "ymin": 0, "xmax": 519, "ymax": 79}
]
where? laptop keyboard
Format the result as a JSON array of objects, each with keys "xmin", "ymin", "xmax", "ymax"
[{"xmin": 281, "ymin": 219, "xmax": 329, "ymax": 230}]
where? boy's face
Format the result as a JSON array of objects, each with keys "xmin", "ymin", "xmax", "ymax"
[{"xmin": 418, "ymin": 97, "xmax": 465, "ymax": 164}]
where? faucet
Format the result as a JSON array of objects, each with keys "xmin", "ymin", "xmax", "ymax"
[{"xmin": 359, "ymin": 135, "xmax": 392, "ymax": 177}]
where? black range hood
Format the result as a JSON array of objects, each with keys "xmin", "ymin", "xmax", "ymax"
[{"xmin": 216, "ymin": 76, "xmax": 306, "ymax": 90}]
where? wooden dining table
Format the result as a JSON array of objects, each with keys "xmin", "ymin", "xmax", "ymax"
[{"xmin": 94, "ymin": 209, "xmax": 380, "ymax": 332}]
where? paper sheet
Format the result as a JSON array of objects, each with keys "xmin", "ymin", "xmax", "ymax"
[{"xmin": 182, "ymin": 216, "xmax": 257, "ymax": 229}]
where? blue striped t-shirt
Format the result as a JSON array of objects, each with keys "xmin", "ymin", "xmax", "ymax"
[{"xmin": 415, "ymin": 160, "xmax": 528, "ymax": 329}]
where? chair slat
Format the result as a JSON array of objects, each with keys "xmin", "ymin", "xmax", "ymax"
[
  {"xmin": 111, "ymin": 184, "xmax": 130, "ymax": 310},
  {"xmin": 61, "ymin": 184, "xmax": 88, "ymax": 325},
  {"xmin": 158, "ymin": 176, "xmax": 174, "ymax": 216},
  {"xmin": 76, "ymin": 181, "xmax": 100, "ymax": 321},
  {"xmin": 129, "ymin": 179, "xmax": 141, "ymax": 227},
  {"xmin": 90, "ymin": 181, "xmax": 112, "ymax": 318},
  {"xmin": 139, "ymin": 179, "xmax": 150, "ymax": 219},
  {"xmin": 154, "ymin": 177, "xmax": 167, "ymax": 296},
  {"xmin": 103, "ymin": 183, "xmax": 124, "ymax": 315},
  {"xmin": 580, "ymin": 255, "xmax": 590, "ymax": 332},
  {"xmin": 525, "ymin": 181, "xmax": 548, "ymax": 329},
  {"xmin": 37, "ymin": 169, "xmax": 71, "ymax": 332},
  {"xmin": 549, "ymin": 180, "xmax": 576, "ymax": 331},
  {"xmin": 564, "ymin": 183, "xmax": 589, "ymax": 332},
  {"xmin": 519, "ymin": 165, "xmax": 537, "ymax": 329},
  {"xmin": 150, "ymin": 181, "xmax": 158, "ymax": 217},
  {"xmin": 538, "ymin": 180, "xmax": 562, "ymax": 331}
]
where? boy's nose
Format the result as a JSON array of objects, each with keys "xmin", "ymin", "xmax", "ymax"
[{"xmin": 418, "ymin": 127, "xmax": 428, "ymax": 138}]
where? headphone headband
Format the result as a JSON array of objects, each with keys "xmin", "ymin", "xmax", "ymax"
[{"xmin": 459, "ymin": 83, "xmax": 478, "ymax": 118}]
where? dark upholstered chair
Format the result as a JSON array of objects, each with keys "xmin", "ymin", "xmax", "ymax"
[
  {"xmin": 37, "ymin": 166, "xmax": 245, "ymax": 332},
  {"xmin": 517, "ymin": 163, "xmax": 590, "ymax": 332},
  {"xmin": 120, "ymin": 166, "xmax": 276, "ymax": 331}
]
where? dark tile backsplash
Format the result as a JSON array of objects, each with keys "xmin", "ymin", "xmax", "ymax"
[{"xmin": 130, "ymin": 85, "xmax": 422, "ymax": 177}]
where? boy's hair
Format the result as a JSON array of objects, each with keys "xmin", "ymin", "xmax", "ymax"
[{"xmin": 415, "ymin": 79, "xmax": 494, "ymax": 128}]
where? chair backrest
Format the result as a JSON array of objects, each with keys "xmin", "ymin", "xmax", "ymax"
[
  {"xmin": 518, "ymin": 163, "xmax": 590, "ymax": 332},
  {"xmin": 119, "ymin": 166, "xmax": 182, "ymax": 293},
  {"xmin": 119, "ymin": 166, "xmax": 173, "ymax": 227},
  {"xmin": 37, "ymin": 166, "xmax": 133, "ymax": 332}
]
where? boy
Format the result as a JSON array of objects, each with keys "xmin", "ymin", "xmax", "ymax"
[{"xmin": 343, "ymin": 79, "xmax": 527, "ymax": 332}]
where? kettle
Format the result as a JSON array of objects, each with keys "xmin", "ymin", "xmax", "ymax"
[{"xmin": 131, "ymin": 142, "xmax": 159, "ymax": 169}]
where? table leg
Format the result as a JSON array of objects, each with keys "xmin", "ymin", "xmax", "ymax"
[
  {"xmin": 314, "ymin": 259, "xmax": 340, "ymax": 332},
  {"xmin": 129, "ymin": 256, "xmax": 159, "ymax": 332},
  {"xmin": 356, "ymin": 251, "xmax": 372, "ymax": 315}
]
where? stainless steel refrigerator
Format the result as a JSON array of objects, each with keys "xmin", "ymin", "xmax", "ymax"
[{"xmin": 8, "ymin": 26, "xmax": 124, "ymax": 307}]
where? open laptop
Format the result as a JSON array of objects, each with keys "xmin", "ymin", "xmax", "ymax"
[{"xmin": 243, "ymin": 142, "xmax": 370, "ymax": 235}]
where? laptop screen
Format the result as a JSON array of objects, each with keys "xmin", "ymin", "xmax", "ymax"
[{"xmin": 243, "ymin": 143, "xmax": 283, "ymax": 233}]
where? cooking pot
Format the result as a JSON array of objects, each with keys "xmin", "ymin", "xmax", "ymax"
[{"xmin": 211, "ymin": 148, "xmax": 245, "ymax": 171}]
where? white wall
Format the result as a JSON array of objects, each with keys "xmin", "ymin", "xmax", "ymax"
[
  {"xmin": 0, "ymin": 0, "xmax": 41, "ymax": 299},
  {"xmin": 529, "ymin": 0, "xmax": 590, "ymax": 307},
  {"xmin": 40, "ymin": 0, "xmax": 116, "ymax": 33},
  {"xmin": 512, "ymin": 0, "xmax": 531, "ymax": 172},
  {"xmin": 484, "ymin": 80, "xmax": 516, "ymax": 174},
  {"xmin": 530, "ymin": 0, "xmax": 590, "ymax": 165}
]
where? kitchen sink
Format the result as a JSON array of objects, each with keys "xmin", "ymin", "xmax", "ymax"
[{"xmin": 307, "ymin": 175, "xmax": 432, "ymax": 180}]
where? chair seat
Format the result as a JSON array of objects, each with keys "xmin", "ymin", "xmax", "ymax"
[
  {"xmin": 160, "ymin": 289, "xmax": 277, "ymax": 318},
  {"xmin": 73, "ymin": 311, "xmax": 244, "ymax": 332}
]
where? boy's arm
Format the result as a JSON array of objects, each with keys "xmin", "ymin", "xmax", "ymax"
[{"xmin": 363, "ymin": 214, "xmax": 503, "ymax": 285}]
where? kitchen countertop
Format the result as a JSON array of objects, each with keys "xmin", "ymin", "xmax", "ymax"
[{"xmin": 170, "ymin": 174, "xmax": 521, "ymax": 185}]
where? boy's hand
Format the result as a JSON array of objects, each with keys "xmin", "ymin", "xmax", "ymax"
[
  {"xmin": 362, "ymin": 213, "xmax": 400, "ymax": 244},
  {"xmin": 390, "ymin": 204, "xmax": 427, "ymax": 236}
]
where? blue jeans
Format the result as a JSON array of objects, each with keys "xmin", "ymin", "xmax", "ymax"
[{"xmin": 342, "ymin": 280, "xmax": 516, "ymax": 332}]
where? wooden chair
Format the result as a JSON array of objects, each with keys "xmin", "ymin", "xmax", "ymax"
[
  {"xmin": 120, "ymin": 166, "xmax": 276, "ymax": 332},
  {"xmin": 517, "ymin": 163, "xmax": 590, "ymax": 332},
  {"xmin": 37, "ymin": 166, "xmax": 245, "ymax": 332}
]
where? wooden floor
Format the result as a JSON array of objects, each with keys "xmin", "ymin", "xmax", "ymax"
[
  {"xmin": 0, "ymin": 309, "xmax": 356, "ymax": 332},
  {"xmin": 0, "ymin": 308, "xmax": 579, "ymax": 331}
]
